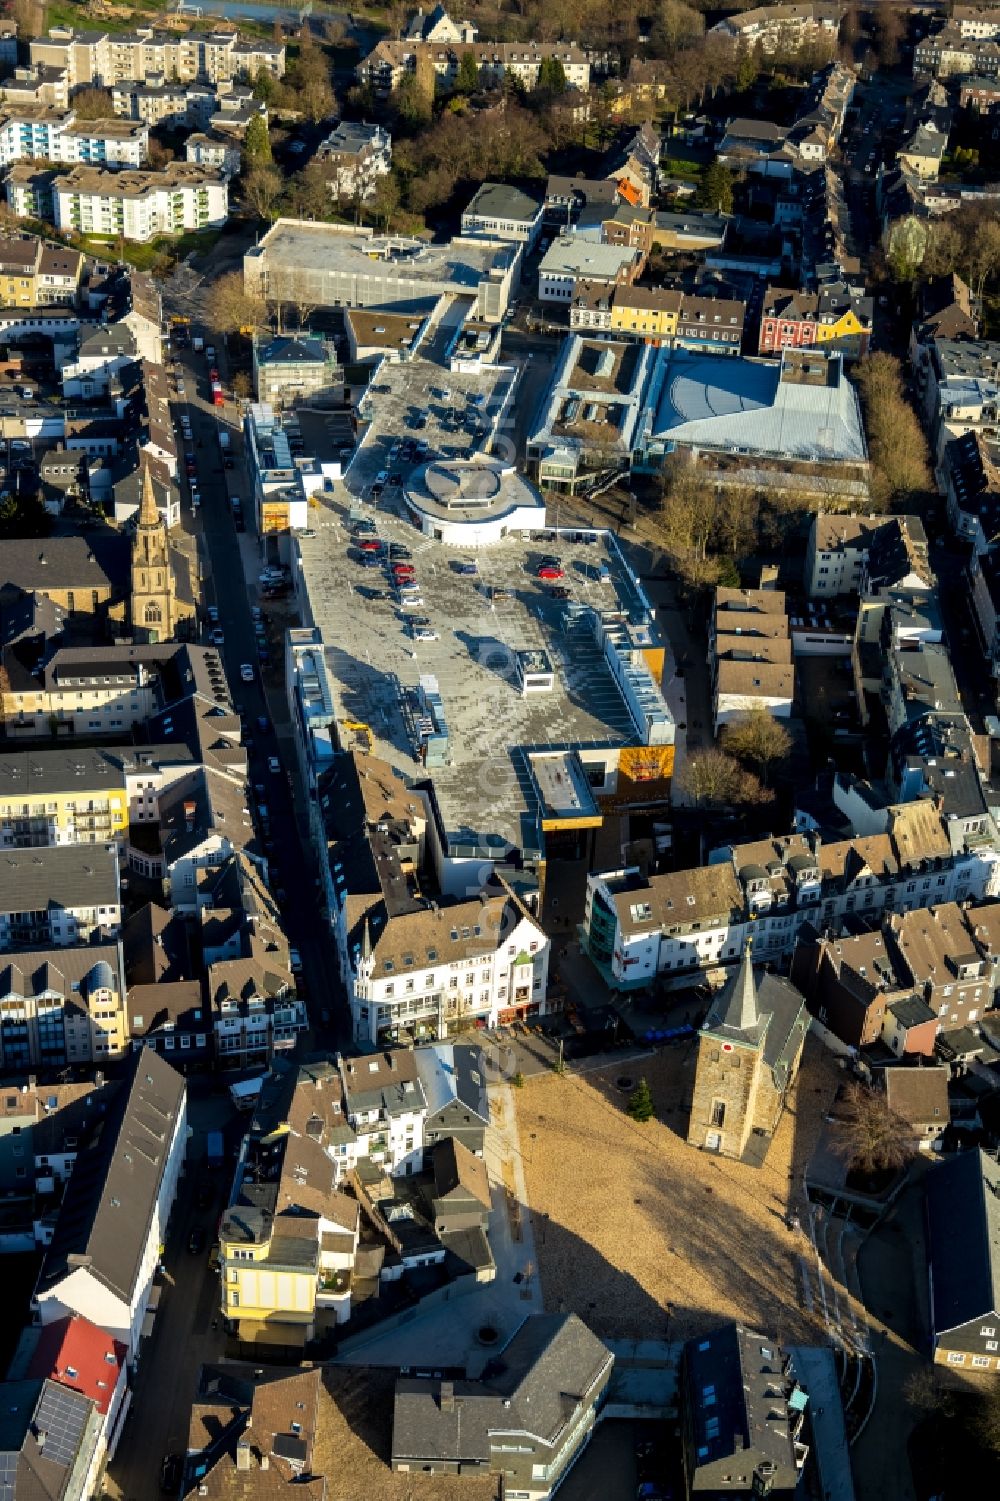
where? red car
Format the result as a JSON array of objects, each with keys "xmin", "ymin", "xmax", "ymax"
[
  {"xmin": 209, "ymin": 367, "xmax": 219, "ymax": 382},
  {"xmin": 391, "ymin": 562, "xmax": 415, "ymax": 574},
  {"xmin": 359, "ymin": 539, "xmax": 383, "ymax": 553},
  {"xmin": 537, "ymin": 564, "xmax": 565, "ymax": 580}
]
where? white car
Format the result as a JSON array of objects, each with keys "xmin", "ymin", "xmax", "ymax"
[
  {"xmin": 207, "ymin": 605, "xmax": 219, "ymax": 623},
  {"xmin": 412, "ymin": 627, "xmax": 439, "ymax": 642},
  {"xmin": 240, "ymin": 662, "xmax": 254, "ymax": 683},
  {"xmin": 211, "ymin": 627, "xmax": 224, "ymax": 645},
  {"xmin": 268, "ymin": 756, "xmax": 281, "ymax": 775}
]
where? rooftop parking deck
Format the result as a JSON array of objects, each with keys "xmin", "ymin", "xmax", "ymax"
[
  {"xmin": 346, "ymin": 356, "xmax": 519, "ymax": 502},
  {"xmin": 296, "ymin": 494, "xmax": 661, "ymax": 856}
]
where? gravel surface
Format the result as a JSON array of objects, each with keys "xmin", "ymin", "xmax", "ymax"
[
  {"xmin": 516, "ymin": 1032, "xmax": 841, "ymax": 1344},
  {"xmin": 315, "ymin": 1366, "xmax": 500, "ymax": 1501}
]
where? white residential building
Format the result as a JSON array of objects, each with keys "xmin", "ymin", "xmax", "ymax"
[
  {"xmin": 317, "ymin": 120, "xmax": 392, "ymax": 202},
  {"xmin": 712, "ymin": 3, "xmax": 844, "ymax": 51},
  {"xmin": 184, "ymin": 131, "xmax": 242, "ymax": 177},
  {"xmin": 31, "ymin": 1050, "xmax": 187, "ymax": 1364},
  {"xmin": 321, "ymin": 749, "xmax": 552, "ymax": 1046},
  {"xmin": 583, "ymin": 805, "xmax": 1000, "ymax": 991},
  {"xmin": 338, "ymin": 1049, "xmax": 428, "ymax": 1177},
  {"xmin": 30, "ymin": 27, "xmax": 285, "ymax": 90},
  {"xmin": 0, "ymin": 108, "xmax": 148, "ymax": 168},
  {"xmin": 461, "ymin": 181, "xmax": 544, "ymax": 251},
  {"xmin": 0, "ymin": 843, "xmax": 121, "ymax": 949},
  {"xmin": 538, "ymin": 239, "xmax": 640, "ymax": 303},
  {"xmin": 40, "ymin": 164, "xmax": 228, "ymax": 243}
]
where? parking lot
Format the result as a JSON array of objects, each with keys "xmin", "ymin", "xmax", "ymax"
[
  {"xmin": 297, "ymin": 493, "xmax": 662, "ymax": 854},
  {"xmin": 345, "ymin": 354, "xmax": 519, "ymax": 501}
]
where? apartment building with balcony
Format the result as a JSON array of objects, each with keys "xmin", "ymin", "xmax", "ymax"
[
  {"xmin": 111, "ymin": 78, "xmax": 216, "ymax": 129},
  {"xmin": 29, "ymin": 27, "xmax": 285, "ymax": 90},
  {"xmin": 0, "ymin": 843, "xmax": 121, "ymax": 950},
  {"xmin": 317, "ymin": 120, "xmax": 392, "ymax": 204},
  {"xmin": 208, "ymin": 939, "xmax": 306, "ymax": 1069},
  {"xmin": 0, "ymin": 745, "xmax": 130, "ymax": 849},
  {"xmin": 337, "ymin": 1050, "xmax": 427, "ymax": 1177},
  {"xmin": 38, "ymin": 163, "xmax": 228, "ymax": 243},
  {"xmin": 0, "ymin": 106, "xmax": 149, "ymax": 169},
  {"xmin": 712, "ymin": 2, "xmax": 844, "ymax": 51},
  {"xmin": 0, "ymin": 943, "xmax": 127, "ymax": 1070}
]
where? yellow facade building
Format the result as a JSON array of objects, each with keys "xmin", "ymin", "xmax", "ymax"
[
  {"xmin": 609, "ymin": 286, "xmax": 681, "ymax": 342},
  {"xmin": 0, "ymin": 745, "xmax": 129, "ymax": 848}
]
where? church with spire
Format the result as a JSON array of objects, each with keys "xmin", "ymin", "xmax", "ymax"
[
  {"xmin": 686, "ymin": 939, "xmax": 809, "ymax": 1161},
  {"xmin": 130, "ymin": 462, "xmax": 178, "ymax": 643}
]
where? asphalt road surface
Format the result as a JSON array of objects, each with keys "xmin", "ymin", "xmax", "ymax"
[{"xmin": 170, "ymin": 340, "xmax": 352, "ymax": 1052}]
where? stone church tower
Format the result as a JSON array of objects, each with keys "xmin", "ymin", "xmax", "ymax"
[
  {"xmin": 687, "ymin": 940, "xmax": 809, "ymax": 1161},
  {"xmin": 130, "ymin": 462, "xmax": 175, "ymax": 643}
]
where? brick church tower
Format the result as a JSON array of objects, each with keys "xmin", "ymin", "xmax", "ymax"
[
  {"xmin": 130, "ymin": 461, "xmax": 175, "ymax": 644},
  {"xmin": 687, "ymin": 940, "xmax": 809, "ymax": 1161}
]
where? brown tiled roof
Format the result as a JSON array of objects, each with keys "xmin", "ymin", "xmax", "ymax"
[
  {"xmin": 888, "ymin": 803, "xmax": 952, "ymax": 867},
  {"xmin": 614, "ymin": 863, "xmax": 743, "ymax": 935},
  {"xmin": 884, "ymin": 1065, "xmax": 950, "ymax": 1127},
  {"xmin": 432, "ymin": 1137, "xmax": 491, "ymax": 1209},
  {"xmin": 715, "ymin": 661, "xmax": 794, "ymax": 699}
]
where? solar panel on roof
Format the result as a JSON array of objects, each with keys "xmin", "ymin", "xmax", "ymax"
[{"xmin": 32, "ymin": 1382, "xmax": 90, "ymax": 1469}]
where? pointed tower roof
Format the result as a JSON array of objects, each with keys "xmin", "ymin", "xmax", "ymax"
[
  {"xmin": 705, "ymin": 937, "xmax": 761, "ymax": 1040},
  {"xmin": 138, "ymin": 460, "xmax": 160, "ymax": 529},
  {"xmin": 361, "ymin": 914, "xmax": 372, "ymax": 961}
]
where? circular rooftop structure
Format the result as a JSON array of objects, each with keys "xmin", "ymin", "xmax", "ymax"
[{"xmin": 405, "ymin": 458, "xmax": 545, "ymax": 546}]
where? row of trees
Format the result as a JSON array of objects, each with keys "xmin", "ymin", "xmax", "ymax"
[
  {"xmin": 854, "ymin": 352, "xmax": 931, "ymax": 509},
  {"xmin": 912, "ymin": 205, "xmax": 1000, "ymax": 302}
]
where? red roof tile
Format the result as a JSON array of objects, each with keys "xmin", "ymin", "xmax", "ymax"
[{"xmin": 28, "ymin": 1314, "xmax": 126, "ymax": 1414}]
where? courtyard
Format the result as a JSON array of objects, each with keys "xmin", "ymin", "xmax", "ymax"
[{"xmin": 515, "ymin": 1032, "xmax": 843, "ymax": 1344}]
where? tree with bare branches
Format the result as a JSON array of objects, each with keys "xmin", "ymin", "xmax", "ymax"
[
  {"xmin": 722, "ymin": 707, "xmax": 792, "ymax": 785},
  {"xmin": 678, "ymin": 748, "xmax": 772, "ymax": 810},
  {"xmin": 206, "ymin": 271, "xmax": 268, "ymax": 336},
  {"xmin": 833, "ymin": 1080, "xmax": 916, "ymax": 1176},
  {"xmin": 242, "ymin": 164, "xmax": 283, "ymax": 223}
]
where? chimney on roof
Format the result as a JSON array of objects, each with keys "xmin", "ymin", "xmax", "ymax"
[
  {"xmin": 236, "ymin": 1441, "xmax": 252, "ymax": 1471},
  {"xmin": 440, "ymin": 1381, "xmax": 455, "ymax": 1412}
]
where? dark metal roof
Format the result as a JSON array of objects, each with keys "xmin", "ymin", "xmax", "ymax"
[
  {"xmin": 36, "ymin": 1050, "xmax": 185, "ymax": 1307},
  {"xmin": 926, "ymin": 1147, "xmax": 1000, "ymax": 1335}
]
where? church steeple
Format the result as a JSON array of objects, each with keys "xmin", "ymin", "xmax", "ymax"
[
  {"xmin": 719, "ymin": 937, "xmax": 760, "ymax": 1034},
  {"xmin": 130, "ymin": 460, "xmax": 175, "ymax": 644},
  {"xmin": 138, "ymin": 458, "xmax": 159, "ymax": 529}
]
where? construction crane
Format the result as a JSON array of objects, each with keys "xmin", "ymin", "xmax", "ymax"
[{"xmin": 340, "ymin": 719, "xmax": 373, "ymax": 752}]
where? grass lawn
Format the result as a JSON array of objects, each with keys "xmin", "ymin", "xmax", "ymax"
[
  {"xmin": 659, "ymin": 154, "xmax": 706, "ymax": 182},
  {"xmin": 71, "ymin": 225, "xmax": 222, "ymax": 273}
]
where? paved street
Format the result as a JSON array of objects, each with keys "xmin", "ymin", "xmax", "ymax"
[
  {"xmin": 851, "ymin": 1179, "xmax": 929, "ymax": 1501},
  {"xmin": 166, "ymin": 328, "xmax": 351, "ymax": 1050},
  {"xmin": 105, "ymin": 1088, "xmax": 234, "ymax": 1501}
]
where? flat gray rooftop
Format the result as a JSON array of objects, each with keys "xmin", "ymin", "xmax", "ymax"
[
  {"xmin": 296, "ymin": 496, "xmax": 649, "ymax": 851},
  {"xmin": 251, "ymin": 223, "xmax": 512, "ymax": 287},
  {"xmin": 346, "ymin": 356, "xmax": 518, "ymax": 501}
]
